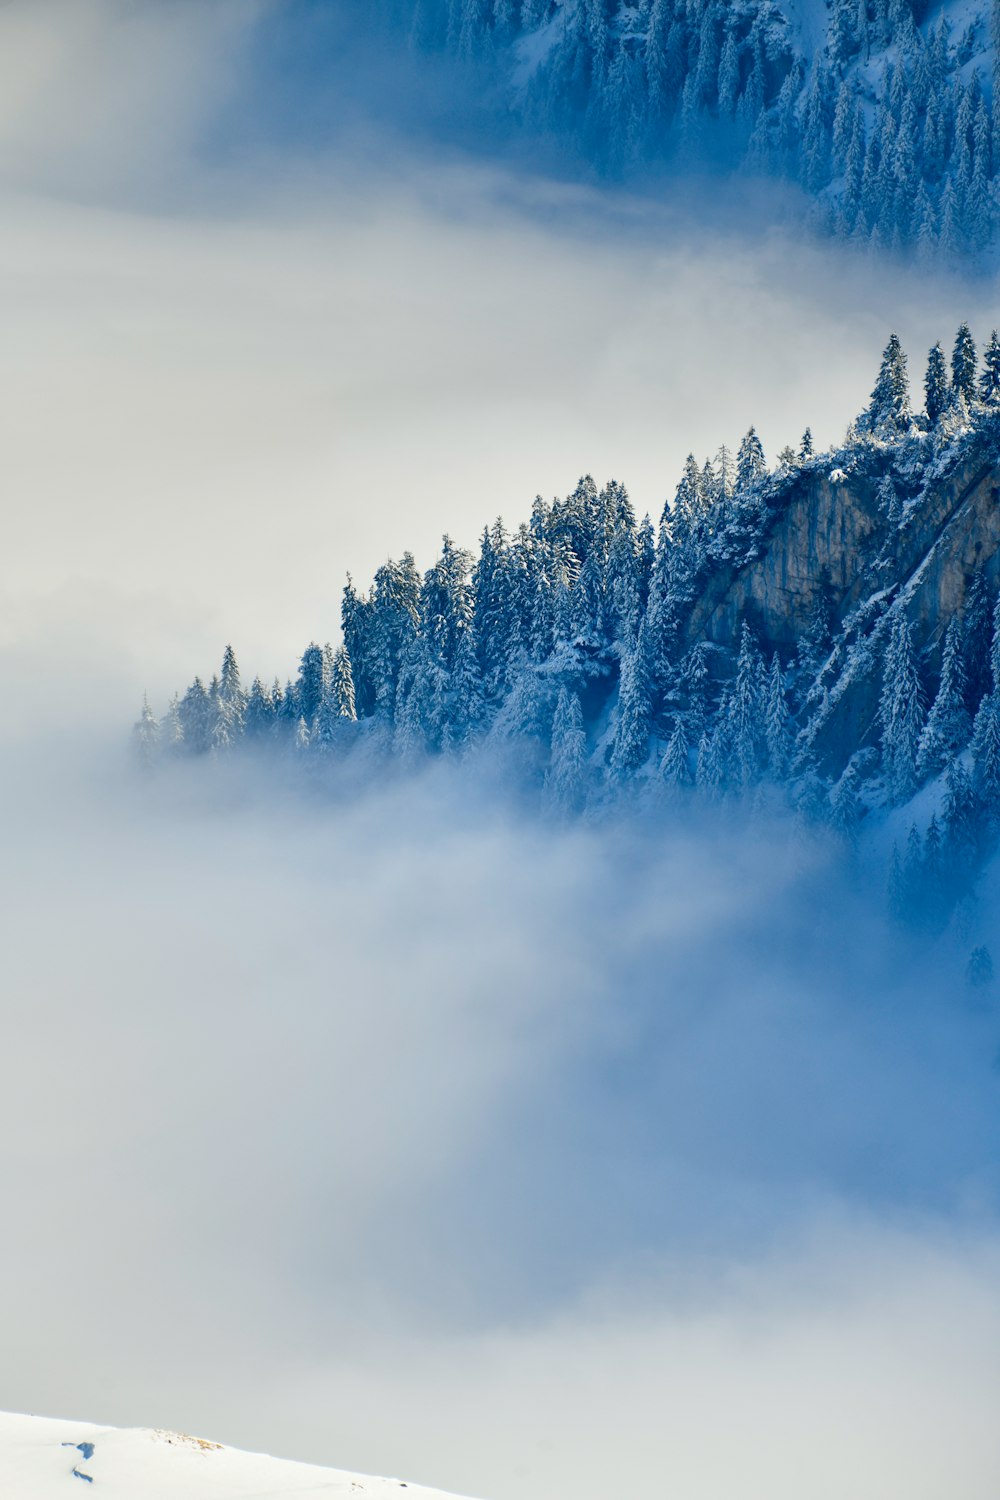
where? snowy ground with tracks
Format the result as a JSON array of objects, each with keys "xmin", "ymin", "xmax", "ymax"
[{"xmin": 0, "ymin": 1413, "xmax": 474, "ymax": 1500}]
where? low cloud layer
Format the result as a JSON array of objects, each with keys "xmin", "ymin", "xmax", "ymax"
[{"xmin": 1, "ymin": 747, "xmax": 999, "ymax": 1498}]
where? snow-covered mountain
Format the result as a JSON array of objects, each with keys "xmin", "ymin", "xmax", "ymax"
[
  {"xmin": 396, "ymin": 0, "xmax": 1000, "ymax": 261},
  {"xmin": 0, "ymin": 1413, "xmax": 475, "ymax": 1500},
  {"xmin": 140, "ymin": 322, "xmax": 1000, "ymax": 926}
]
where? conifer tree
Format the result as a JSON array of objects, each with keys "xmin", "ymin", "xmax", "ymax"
[
  {"xmin": 736, "ymin": 427, "xmax": 766, "ymax": 490},
  {"xmin": 245, "ymin": 678, "xmax": 276, "ymax": 738},
  {"xmin": 863, "ymin": 333, "xmax": 911, "ymax": 435},
  {"xmin": 296, "ymin": 644, "xmax": 326, "ymax": 728},
  {"xmin": 132, "ymin": 696, "xmax": 159, "ymax": 767},
  {"xmin": 917, "ymin": 617, "xmax": 971, "ymax": 779},
  {"xmin": 876, "ymin": 475, "xmax": 902, "ymax": 524},
  {"xmin": 980, "ymin": 330, "xmax": 1000, "ymax": 402},
  {"xmin": 178, "ymin": 677, "xmax": 212, "ymax": 754},
  {"xmin": 923, "ymin": 342, "xmax": 949, "ymax": 424},
  {"xmin": 546, "ymin": 686, "xmax": 588, "ymax": 812},
  {"xmin": 332, "ymin": 646, "xmax": 357, "ymax": 721},
  {"xmin": 449, "ymin": 626, "xmax": 485, "ymax": 744},
  {"xmin": 764, "ymin": 653, "xmax": 793, "ymax": 778},
  {"xmin": 220, "ymin": 644, "xmax": 243, "ymax": 708},
  {"xmin": 696, "ymin": 722, "xmax": 728, "ymax": 798},
  {"xmin": 972, "ymin": 691, "xmax": 1000, "ymax": 808},
  {"xmin": 942, "ymin": 757, "xmax": 981, "ymax": 893},
  {"xmin": 879, "ymin": 613, "xmax": 925, "ymax": 800},
  {"xmin": 610, "ymin": 620, "xmax": 654, "ymax": 778},
  {"xmin": 962, "ymin": 569, "xmax": 994, "ymax": 711},
  {"xmin": 161, "ymin": 694, "xmax": 183, "ymax": 754},
  {"xmin": 730, "ymin": 623, "xmax": 766, "ymax": 785},
  {"xmin": 830, "ymin": 761, "xmax": 864, "ymax": 843},
  {"xmin": 951, "ymin": 321, "xmax": 978, "ymax": 403},
  {"xmin": 660, "ymin": 718, "xmax": 692, "ymax": 791}
]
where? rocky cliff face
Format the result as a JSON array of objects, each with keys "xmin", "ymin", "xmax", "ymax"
[{"xmin": 680, "ymin": 415, "xmax": 1000, "ymax": 771}]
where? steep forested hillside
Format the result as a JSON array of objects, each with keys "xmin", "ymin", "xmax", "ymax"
[
  {"xmin": 140, "ymin": 324, "xmax": 1000, "ymax": 921},
  {"xmin": 388, "ymin": 0, "xmax": 1000, "ymax": 261}
]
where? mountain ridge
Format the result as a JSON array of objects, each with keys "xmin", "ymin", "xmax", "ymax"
[
  {"xmin": 389, "ymin": 0, "xmax": 1000, "ymax": 261},
  {"xmin": 137, "ymin": 323, "xmax": 1000, "ymax": 924}
]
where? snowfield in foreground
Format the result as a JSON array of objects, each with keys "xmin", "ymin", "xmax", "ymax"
[{"xmin": 0, "ymin": 1413, "xmax": 476, "ymax": 1500}]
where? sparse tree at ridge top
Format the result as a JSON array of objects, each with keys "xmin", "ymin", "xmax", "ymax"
[
  {"xmin": 863, "ymin": 334, "xmax": 911, "ymax": 436},
  {"xmin": 952, "ymin": 321, "xmax": 978, "ymax": 405},
  {"xmin": 924, "ymin": 342, "xmax": 948, "ymax": 424}
]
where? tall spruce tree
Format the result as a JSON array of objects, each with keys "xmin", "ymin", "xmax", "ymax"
[
  {"xmin": 879, "ymin": 613, "xmax": 925, "ymax": 800},
  {"xmin": 545, "ymin": 686, "xmax": 588, "ymax": 812},
  {"xmin": 863, "ymin": 333, "xmax": 911, "ymax": 435},
  {"xmin": 951, "ymin": 321, "xmax": 978, "ymax": 403},
  {"xmin": 917, "ymin": 618, "xmax": 970, "ymax": 778},
  {"xmin": 924, "ymin": 342, "xmax": 949, "ymax": 424},
  {"xmin": 609, "ymin": 620, "xmax": 654, "ymax": 778},
  {"xmin": 980, "ymin": 330, "xmax": 1000, "ymax": 402},
  {"xmin": 132, "ymin": 696, "xmax": 159, "ymax": 767}
]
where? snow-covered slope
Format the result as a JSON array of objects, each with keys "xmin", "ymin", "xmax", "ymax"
[
  {"xmin": 0, "ymin": 1413, "xmax": 477, "ymax": 1500},
  {"xmin": 401, "ymin": 0, "xmax": 1000, "ymax": 261}
]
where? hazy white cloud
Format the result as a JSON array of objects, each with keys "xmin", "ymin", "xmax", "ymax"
[
  {"xmin": 0, "ymin": 7, "xmax": 997, "ymax": 703},
  {"xmin": 0, "ymin": 753, "xmax": 998, "ymax": 1496}
]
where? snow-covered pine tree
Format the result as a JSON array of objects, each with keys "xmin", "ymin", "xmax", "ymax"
[
  {"xmin": 245, "ymin": 677, "xmax": 276, "ymax": 738},
  {"xmin": 764, "ymin": 653, "xmax": 793, "ymax": 778},
  {"xmin": 178, "ymin": 677, "xmax": 212, "ymax": 754},
  {"xmin": 962, "ymin": 568, "xmax": 994, "ymax": 712},
  {"xmin": 736, "ymin": 427, "xmax": 766, "ymax": 490},
  {"xmin": 729, "ymin": 623, "xmax": 767, "ymax": 785},
  {"xmin": 862, "ymin": 333, "xmax": 911, "ymax": 436},
  {"xmin": 972, "ymin": 691, "xmax": 1000, "ymax": 809},
  {"xmin": 876, "ymin": 475, "xmax": 902, "ymax": 524},
  {"xmin": 545, "ymin": 685, "xmax": 588, "ymax": 813},
  {"xmin": 160, "ymin": 694, "xmax": 183, "ymax": 754},
  {"xmin": 917, "ymin": 617, "xmax": 971, "ymax": 778},
  {"xmin": 990, "ymin": 592, "xmax": 1000, "ymax": 697},
  {"xmin": 332, "ymin": 645, "xmax": 357, "ymax": 721},
  {"xmin": 941, "ymin": 757, "xmax": 981, "ymax": 895},
  {"xmin": 660, "ymin": 717, "xmax": 692, "ymax": 792},
  {"xmin": 296, "ymin": 644, "xmax": 326, "ymax": 729},
  {"xmin": 220, "ymin": 644, "xmax": 244, "ymax": 711},
  {"xmin": 980, "ymin": 330, "xmax": 1000, "ymax": 403},
  {"xmin": 696, "ymin": 720, "xmax": 728, "ymax": 798},
  {"xmin": 830, "ymin": 761, "xmax": 864, "ymax": 843},
  {"xmin": 923, "ymin": 342, "xmax": 949, "ymax": 424},
  {"xmin": 951, "ymin": 321, "xmax": 978, "ymax": 404},
  {"xmin": 879, "ymin": 613, "xmax": 925, "ymax": 800},
  {"xmin": 609, "ymin": 620, "xmax": 654, "ymax": 779},
  {"xmin": 132, "ymin": 696, "xmax": 159, "ymax": 767},
  {"xmin": 448, "ymin": 625, "xmax": 485, "ymax": 744}
]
